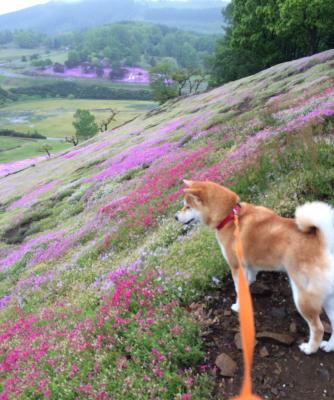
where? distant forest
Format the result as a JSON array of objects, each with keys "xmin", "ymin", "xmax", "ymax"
[{"xmin": 0, "ymin": 22, "xmax": 217, "ymax": 70}]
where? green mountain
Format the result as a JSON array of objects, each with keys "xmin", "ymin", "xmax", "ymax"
[
  {"xmin": 0, "ymin": 50, "xmax": 333, "ymax": 398},
  {"xmin": 0, "ymin": 0, "xmax": 226, "ymax": 34}
]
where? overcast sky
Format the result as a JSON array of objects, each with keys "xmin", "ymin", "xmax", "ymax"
[
  {"xmin": 0, "ymin": 0, "xmax": 49, "ymax": 15},
  {"xmin": 0, "ymin": 0, "xmax": 225, "ymax": 16}
]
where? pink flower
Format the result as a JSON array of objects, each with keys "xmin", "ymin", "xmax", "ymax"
[
  {"xmin": 153, "ymin": 367, "xmax": 164, "ymax": 378},
  {"xmin": 181, "ymin": 394, "xmax": 192, "ymax": 400}
]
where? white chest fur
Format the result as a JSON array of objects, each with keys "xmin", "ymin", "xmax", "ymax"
[{"xmin": 215, "ymin": 231, "xmax": 229, "ymax": 264}]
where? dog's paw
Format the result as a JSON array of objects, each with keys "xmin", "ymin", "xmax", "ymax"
[
  {"xmin": 299, "ymin": 342, "xmax": 316, "ymax": 355},
  {"xmin": 320, "ymin": 340, "xmax": 334, "ymax": 352},
  {"xmin": 231, "ymin": 303, "xmax": 239, "ymax": 313}
]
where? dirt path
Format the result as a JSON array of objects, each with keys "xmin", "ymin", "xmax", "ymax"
[{"xmin": 196, "ymin": 272, "xmax": 334, "ymax": 399}]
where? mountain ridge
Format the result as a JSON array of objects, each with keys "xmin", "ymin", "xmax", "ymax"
[{"xmin": 0, "ymin": 0, "xmax": 226, "ymax": 33}]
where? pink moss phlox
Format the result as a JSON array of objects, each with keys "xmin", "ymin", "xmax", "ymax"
[
  {"xmin": 0, "ymin": 295, "xmax": 11, "ymax": 310},
  {"xmin": 88, "ymin": 141, "xmax": 175, "ymax": 182},
  {"xmin": 9, "ymin": 181, "xmax": 58, "ymax": 210},
  {"xmin": 0, "ymin": 156, "xmax": 45, "ymax": 178},
  {"xmin": 62, "ymin": 139, "xmax": 114, "ymax": 159},
  {"xmin": 0, "ymin": 231, "xmax": 65, "ymax": 272},
  {"xmin": 100, "ymin": 146, "xmax": 212, "ymax": 226},
  {"xmin": 27, "ymin": 221, "xmax": 98, "ymax": 268},
  {"xmin": 0, "ymin": 270, "xmax": 173, "ymax": 398}
]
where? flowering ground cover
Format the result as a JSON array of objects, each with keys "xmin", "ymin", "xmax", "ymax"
[
  {"xmin": 0, "ymin": 50, "xmax": 334, "ymax": 399},
  {"xmin": 38, "ymin": 66, "xmax": 150, "ymax": 84}
]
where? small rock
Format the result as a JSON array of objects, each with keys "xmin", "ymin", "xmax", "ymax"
[
  {"xmin": 256, "ymin": 331, "xmax": 295, "ymax": 345},
  {"xmin": 215, "ymin": 353, "xmax": 237, "ymax": 377},
  {"xmin": 224, "ymin": 310, "xmax": 232, "ymax": 317},
  {"xmin": 273, "ymin": 362, "xmax": 282, "ymax": 375},
  {"xmin": 317, "ymin": 367, "xmax": 330, "ymax": 382},
  {"xmin": 234, "ymin": 332, "xmax": 258, "ymax": 350},
  {"xmin": 289, "ymin": 322, "xmax": 297, "ymax": 333},
  {"xmin": 270, "ymin": 306, "xmax": 287, "ymax": 319},
  {"xmin": 234, "ymin": 333, "xmax": 243, "ymax": 350},
  {"xmin": 259, "ymin": 346, "xmax": 269, "ymax": 357}
]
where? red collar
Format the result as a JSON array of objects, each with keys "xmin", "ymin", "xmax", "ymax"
[{"xmin": 216, "ymin": 203, "xmax": 241, "ymax": 231}]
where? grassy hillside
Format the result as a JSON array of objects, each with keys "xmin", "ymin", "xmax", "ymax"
[{"xmin": 0, "ymin": 49, "xmax": 333, "ymax": 399}]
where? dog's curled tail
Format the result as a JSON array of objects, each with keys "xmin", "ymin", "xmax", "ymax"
[{"xmin": 295, "ymin": 201, "xmax": 334, "ymax": 252}]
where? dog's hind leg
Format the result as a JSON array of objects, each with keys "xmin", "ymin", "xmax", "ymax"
[
  {"xmin": 320, "ymin": 295, "xmax": 334, "ymax": 352},
  {"xmin": 291, "ymin": 280, "xmax": 324, "ymax": 354}
]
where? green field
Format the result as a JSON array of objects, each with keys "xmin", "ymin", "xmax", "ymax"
[
  {"xmin": 0, "ymin": 46, "xmax": 68, "ymax": 65},
  {"xmin": 0, "ymin": 136, "xmax": 70, "ymax": 163},
  {"xmin": 0, "ymin": 46, "xmax": 155, "ymax": 164},
  {"xmin": 0, "ymin": 98, "xmax": 155, "ymax": 138},
  {"xmin": 0, "ymin": 98, "xmax": 156, "ymax": 163}
]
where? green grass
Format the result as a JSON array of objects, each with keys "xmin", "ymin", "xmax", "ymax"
[
  {"xmin": 0, "ymin": 98, "xmax": 155, "ymax": 139},
  {"xmin": 0, "ymin": 136, "xmax": 70, "ymax": 163},
  {"xmin": 0, "ymin": 47, "xmax": 68, "ymax": 65},
  {"xmin": 0, "ymin": 96, "xmax": 155, "ymax": 163},
  {"xmin": 0, "ymin": 47, "xmax": 40, "ymax": 63}
]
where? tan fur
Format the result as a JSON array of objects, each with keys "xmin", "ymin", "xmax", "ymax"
[{"xmin": 176, "ymin": 180, "xmax": 334, "ymax": 354}]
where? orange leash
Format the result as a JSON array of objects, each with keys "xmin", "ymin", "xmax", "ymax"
[{"xmin": 231, "ymin": 215, "xmax": 262, "ymax": 400}]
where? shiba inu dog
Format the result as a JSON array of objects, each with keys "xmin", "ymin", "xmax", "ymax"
[{"xmin": 175, "ymin": 180, "xmax": 334, "ymax": 354}]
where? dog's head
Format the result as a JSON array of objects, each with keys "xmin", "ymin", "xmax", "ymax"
[{"xmin": 175, "ymin": 180, "xmax": 239, "ymax": 228}]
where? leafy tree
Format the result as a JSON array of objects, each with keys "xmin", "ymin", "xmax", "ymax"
[
  {"xmin": 109, "ymin": 61, "xmax": 125, "ymax": 79},
  {"xmin": 13, "ymin": 30, "xmax": 43, "ymax": 49},
  {"xmin": 275, "ymin": 0, "xmax": 334, "ymax": 56},
  {"xmin": 0, "ymin": 30, "xmax": 13, "ymax": 45},
  {"xmin": 66, "ymin": 50, "xmax": 81, "ymax": 68},
  {"xmin": 149, "ymin": 60, "xmax": 178, "ymax": 104},
  {"xmin": 211, "ymin": 0, "xmax": 334, "ymax": 85},
  {"xmin": 172, "ymin": 69, "xmax": 191, "ymax": 96},
  {"xmin": 171, "ymin": 68, "xmax": 207, "ymax": 95},
  {"xmin": 72, "ymin": 109, "xmax": 99, "ymax": 142}
]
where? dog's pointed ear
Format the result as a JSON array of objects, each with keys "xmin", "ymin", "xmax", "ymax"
[
  {"xmin": 183, "ymin": 179, "xmax": 193, "ymax": 187},
  {"xmin": 184, "ymin": 187, "xmax": 203, "ymax": 203}
]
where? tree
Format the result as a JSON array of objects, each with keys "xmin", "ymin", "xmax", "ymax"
[
  {"xmin": 39, "ymin": 144, "xmax": 53, "ymax": 158},
  {"xmin": 72, "ymin": 109, "xmax": 99, "ymax": 142},
  {"xmin": 149, "ymin": 60, "xmax": 178, "ymax": 104},
  {"xmin": 99, "ymin": 109, "xmax": 118, "ymax": 132},
  {"xmin": 172, "ymin": 69, "xmax": 191, "ymax": 96},
  {"xmin": 211, "ymin": 0, "xmax": 334, "ymax": 85},
  {"xmin": 13, "ymin": 30, "xmax": 43, "ymax": 49},
  {"xmin": 65, "ymin": 136, "xmax": 79, "ymax": 146},
  {"xmin": 65, "ymin": 50, "xmax": 81, "ymax": 68},
  {"xmin": 275, "ymin": 0, "xmax": 334, "ymax": 56},
  {"xmin": 171, "ymin": 68, "xmax": 208, "ymax": 96},
  {"xmin": 109, "ymin": 61, "xmax": 125, "ymax": 80}
]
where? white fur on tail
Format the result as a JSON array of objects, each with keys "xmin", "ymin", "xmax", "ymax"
[{"xmin": 295, "ymin": 201, "xmax": 334, "ymax": 252}]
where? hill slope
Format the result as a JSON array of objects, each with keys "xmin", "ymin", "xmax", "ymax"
[
  {"xmin": 0, "ymin": 0, "xmax": 226, "ymax": 34},
  {"xmin": 0, "ymin": 50, "xmax": 334, "ymax": 399}
]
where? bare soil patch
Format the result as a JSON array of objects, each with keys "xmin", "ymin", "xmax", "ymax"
[{"xmin": 196, "ymin": 272, "xmax": 334, "ymax": 399}]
